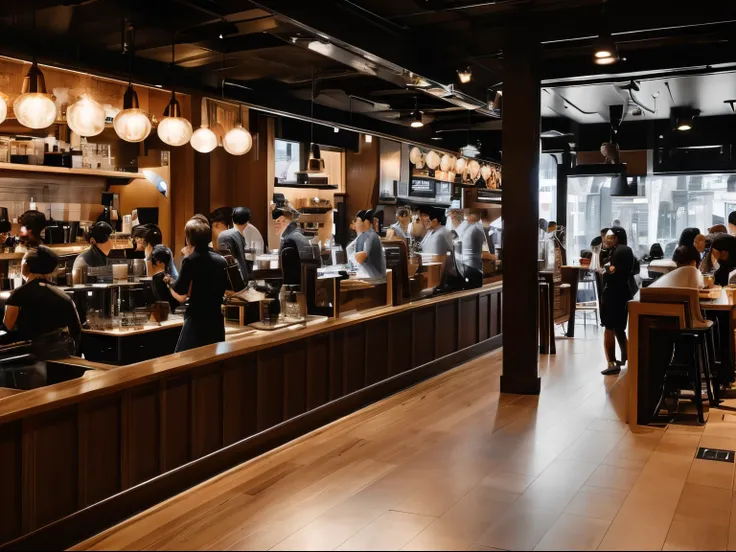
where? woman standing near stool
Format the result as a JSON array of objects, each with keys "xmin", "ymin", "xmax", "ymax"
[{"xmin": 601, "ymin": 227, "xmax": 637, "ymax": 375}]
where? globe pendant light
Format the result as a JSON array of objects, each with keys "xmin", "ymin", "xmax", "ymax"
[
  {"xmin": 113, "ymin": 85, "xmax": 151, "ymax": 143},
  {"xmin": 223, "ymin": 105, "xmax": 252, "ymax": 156},
  {"xmin": 190, "ymin": 97, "xmax": 217, "ymax": 153},
  {"xmin": 0, "ymin": 93, "xmax": 7, "ymax": 125},
  {"xmin": 14, "ymin": 59, "xmax": 56, "ymax": 129},
  {"xmin": 67, "ymin": 95, "xmax": 105, "ymax": 137},
  {"xmin": 158, "ymin": 93, "xmax": 193, "ymax": 147},
  {"xmin": 157, "ymin": 39, "xmax": 192, "ymax": 147}
]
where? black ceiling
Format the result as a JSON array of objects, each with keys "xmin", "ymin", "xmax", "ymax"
[{"xmin": 0, "ymin": 0, "xmax": 735, "ymax": 157}]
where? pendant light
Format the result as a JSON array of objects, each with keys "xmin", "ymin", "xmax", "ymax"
[
  {"xmin": 67, "ymin": 95, "xmax": 106, "ymax": 137},
  {"xmin": 190, "ymin": 97, "xmax": 218, "ymax": 153},
  {"xmin": 410, "ymin": 97, "xmax": 423, "ymax": 128},
  {"xmin": 114, "ymin": 24, "xmax": 151, "ymax": 143},
  {"xmin": 0, "ymin": 93, "xmax": 7, "ymax": 125},
  {"xmin": 223, "ymin": 104, "xmax": 252, "ymax": 155},
  {"xmin": 158, "ymin": 37, "xmax": 193, "ymax": 147},
  {"xmin": 13, "ymin": 12, "xmax": 56, "ymax": 129}
]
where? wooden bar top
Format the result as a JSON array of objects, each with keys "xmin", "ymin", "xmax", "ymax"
[
  {"xmin": 0, "ymin": 282, "xmax": 502, "ymax": 422},
  {"xmin": 82, "ymin": 315, "xmax": 185, "ymax": 336}
]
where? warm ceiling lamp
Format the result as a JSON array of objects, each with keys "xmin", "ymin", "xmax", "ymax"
[
  {"xmin": 676, "ymin": 115, "xmax": 694, "ymax": 132},
  {"xmin": 0, "ymin": 93, "xmax": 7, "ymax": 125},
  {"xmin": 67, "ymin": 95, "xmax": 106, "ymax": 137},
  {"xmin": 14, "ymin": 59, "xmax": 57, "ymax": 129},
  {"xmin": 114, "ymin": 85, "xmax": 152, "ymax": 142},
  {"xmin": 457, "ymin": 67, "xmax": 472, "ymax": 84},
  {"xmin": 411, "ymin": 110, "xmax": 424, "ymax": 128},
  {"xmin": 190, "ymin": 98, "xmax": 218, "ymax": 153},
  {"xmin": 157, "ymin": 40, "xmax": 193, "ymax": 147},
  {"xmin": 223, "ymin": 105, "xmax": 253, "ymax": 155},
  {"xmin": 593, "ymin": 28, "xmax": 617, "ymax": 64}
]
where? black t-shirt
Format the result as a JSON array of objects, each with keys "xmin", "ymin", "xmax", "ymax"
[
  {"xmin": 6, "ymin": 279, "xmax": 81, "ymax": 341},
  {"xmin": 173, "ymin": 247, "xmax": 227, "ymax": 319},
  {"xmin": 217, "ymin": 228, "xmax": 249, "ymax": 282},
  {"xmin": 151, "ymin": 272, "xmax": 180, "ymax": 313}
]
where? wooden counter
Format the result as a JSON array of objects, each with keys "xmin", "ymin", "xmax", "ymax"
[{"xmin": 0, "ymin": 282, "xmax": 502, "ymax": 549}]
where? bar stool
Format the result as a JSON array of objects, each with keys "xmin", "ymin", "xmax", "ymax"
[{"xmin": 641, "ymin": 287, "xmax": 720, "ymax": 424}]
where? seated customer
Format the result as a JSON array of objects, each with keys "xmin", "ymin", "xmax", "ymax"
[
  {"xmin": 3, "ymin": 246, "xmax": 81, "ymax": 358},
  {"xmin": 149, "ymin": 245, "xmax": 180, "ymax": 313},
  {"xmin": 650, "ymin": 245, "xmax": 704, "ymax": 289}
]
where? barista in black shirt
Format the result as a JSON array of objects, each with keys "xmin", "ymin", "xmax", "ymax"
[
  {"xmin": 4, "ymin": 246, "xmax": 81, "ymax": 357},
  {"xmin": 273, "ymin": 206, "xmax": 311, "ymax": 286},
  {"xmin": 73, "ymin": 222, "xmax": 114, "ymax": 271},
  {"xmin": 168, "ymin": 218, "xmax": 228, "ymax": 352}
]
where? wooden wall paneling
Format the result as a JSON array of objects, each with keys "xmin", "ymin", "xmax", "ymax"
[
  {"xmin": 191, "ymin": 367, "xmax": 224, "ymax": 460},
  {"xmin": 365, "ymin": 319, "xmax": 389, "ymax": 385},
  {"xmin": 77, "ymin": 396, "xmax": 121, "ymax": 508},
  {"xmin": 21, "ymin": 407, "xmax": 78, "ymax": 532},
  {"xmin": 222, "ymin": 354, "xmax": 258, "ymax": 446},
  {"xmin": 306, "ymin": 335, "xmax": 330, "ymax": 410},
  {"xmin": 283, "ymin": 340, "xmax": 308, "ymax": 420},
  {"xmin": 344, "ymin": 324, "xmax": 367, "ymax": 394},
  {"xmin": 0, "ymin": 421, "xmax": 21, "ymax": 543},
  {"xmin": 499, "ymin": 291, "xmax": 503, "ymax": 333},
  {"xmin": 479, "ymin": 293, "xmax": 490, "ymax": 341},
  {"xmin": 329, "ymin": 331, "xmax": 345, "ymax": 401},
  {"xmin": 389, "ymin": 312, "xmax": 412, "ymax": 376},
  {"xmin": 257, "ymin": 348, "xmax": 285, "ymax": 431},
  {"xmin": 490, "ymin": 292, "xmax": 500, "ymax": 337},
  {"xmin": 160, "ymin": 376, "xmax": 190, "ymax": 472},
  {"xmin": 345, "ymin": 138, "xmax": 380, "ymax": 221},
  {"xmin": 413, "ymin": 307, "xmax": 436, "ymax": 368},
  {"xmin": 460, "ymin": 296, "xmax": 479, "ymax": 350},
  {"xmin": 436, "ymin": 302, "xmax": 458, "ymax": 358},
  {"xmin": 122, "ymin": 383, "xmax": 161, "ymax": 489}
]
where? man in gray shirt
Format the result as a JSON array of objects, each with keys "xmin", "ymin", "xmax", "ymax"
[
  {"xmin": 419, "ymin": 207, "xmax": 454, "ymax": 256},
  {"xmin": 354, "ymin": 209, "xmax": 387, "ymax": 283},
  {"xmin": 210, "ymin": 207, "xmax": 249, "ymax": 284}
]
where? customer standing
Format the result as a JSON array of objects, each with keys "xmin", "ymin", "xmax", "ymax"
[
  {"xmin": 210, "ymin": 207, "xmax": 249, "ymax": 283},
  {"xmin": 167, "ymin": 218, "xmax": 227, "ymax": 352},
  {"xmin": 232, "ymin": 207, "xmax": 264, "ymax": 272},
  {"xmin": 600, "ymin": 227, "xmax": 637, "ymax": 375}
]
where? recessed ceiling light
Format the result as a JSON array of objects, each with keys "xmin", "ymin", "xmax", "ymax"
[
  {"xmin": 334, "ymin": 126, "xmax": 340, "ymax": 133},
  {"xmin": 431, "ymin": 136, "xmax": 442, "ymax": 140},
  {"xmin": 457, "ymin": 67, "xmax": 472, "ymax": 84}
]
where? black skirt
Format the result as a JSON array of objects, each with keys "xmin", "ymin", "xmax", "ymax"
[
  {"xmin": 175, "ymin": 313, "xmax": 225, "ymax": 353},
  {"xmin": 600, "ymin": 291, "xmax": 629, "ymax": 331}
]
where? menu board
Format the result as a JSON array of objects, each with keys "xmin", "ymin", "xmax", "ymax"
[{"xmin": 409, "ymin": 177, "xmax": 437, "ymax": 198}]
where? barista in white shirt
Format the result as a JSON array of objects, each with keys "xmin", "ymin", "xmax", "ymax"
[
  {"xmin": 419, "ymin": 207, "xmax": 454, "ymax": 256},
  {"xmin": 446, "ymin": 209, "xmax": 466, "ymax": 238},
  {"xmin": 232, "ymin": 207, "xmax": 264, "ymax": 270}
]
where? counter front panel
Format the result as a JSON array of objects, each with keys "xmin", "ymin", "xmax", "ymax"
[{"xmin": 0, "ymin": 283, "xmax": 502, "ymax": 550}]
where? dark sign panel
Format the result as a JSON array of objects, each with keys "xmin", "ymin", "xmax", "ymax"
[{"xmin": 409, "ymin": 177, "xmax": 437, "ymax": 198}]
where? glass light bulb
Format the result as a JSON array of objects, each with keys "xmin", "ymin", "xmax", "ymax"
[
  {"xmin": 157, "ymin": 116, "xmax": 193, "ymax": 147},
  {"xmin": 113, "ymin": 108, "xmax": 152, "ymax": 143},
  {"xmin": 0, "ymin": 95, "xmax": 7, "ymax": 125},
  {"xmin": 223, "ymin": 125, "xmax": 253, "ymax": 155},
  {"xmin": 67, "ymin": 96, "xmax": 105, "ymax": 137},
  {"xmin": 190, "ymin": 126, "xmax": 218, "ymax": 153},
  {"xmin": 13, "ymin": 93, "xmax": 56, "ymax": 129}
]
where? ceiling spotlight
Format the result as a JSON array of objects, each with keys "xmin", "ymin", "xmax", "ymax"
[
  {"xmin": 431, "ymin": 136, "xmax": 443, "ymax": 140},
  {"xmin": 593, "ymin": 30, "xmax": 618, "ymax": 64},
  {"xmin": 411, "ymin": 110, "xmax": 424, "ymax": 128},
  {"xmin": 364, "ymin": 134, "xmax": 373, "ymax": 143},
  {"xmin": 334, "ymin": 126, "xmax": 340, "ymax": 133},
  {"xmin": 676, "ymin": 115, "xmax": 693, "ymax": 131},
  {"xmin": 457, "ymin": 67, "xmax": 472, "ymax": 84},
  {"xmin": 219, "ymin": 33, "xmax": 224, "ymax": 39}
]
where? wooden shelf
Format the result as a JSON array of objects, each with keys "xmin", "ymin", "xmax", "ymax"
[
  {"xmin": 298, "ymin": 207, "xmax": 333, "ymax": 215},
  {"xmin": 0, "ymin": 163, "xmax": 145, "ymax": 180}
]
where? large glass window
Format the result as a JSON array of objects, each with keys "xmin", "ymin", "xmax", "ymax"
[
  {"xmin": 539, "ymin": 153, "xmax": 558, "ymax": 223},
  {"xmin": 275, "ymin": 139, "xmax": 300, "ymax": 183}
]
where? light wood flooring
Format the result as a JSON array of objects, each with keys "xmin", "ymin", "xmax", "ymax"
[{"xmin": 74, "ymin": 330, "xmax": 736, "ymax": 551}]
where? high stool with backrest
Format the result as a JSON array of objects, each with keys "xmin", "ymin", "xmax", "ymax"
[{"xmin": 640, "ymin": 286, "xmax": 720, "ymax": 424}]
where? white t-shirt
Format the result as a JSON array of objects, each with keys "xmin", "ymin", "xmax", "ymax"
[
  {"xmin": 241, "ymin": 223, "xmax": 265, "ymax": 261},
  {"xmin": 650, "ymin": 266, "xmax": 704, "ymax": 289}
]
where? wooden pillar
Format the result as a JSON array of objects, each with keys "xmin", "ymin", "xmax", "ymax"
[{"xmin": 500, "ymin": 24, "xmax": 542, "ymax": 395}]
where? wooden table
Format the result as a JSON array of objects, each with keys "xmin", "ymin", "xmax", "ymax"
[{"xmin": 699, "ymin": 289, "xmax": 736, "ymax": 386}]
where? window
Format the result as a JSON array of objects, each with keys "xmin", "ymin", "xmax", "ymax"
[{"xmin": 275, "ymin": 140, "xmax": 300, "ymax": 183}]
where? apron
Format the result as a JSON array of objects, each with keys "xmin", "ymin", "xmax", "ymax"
[{"xmin": 175, "ymin": 313, "xmax": 225, "ymax": 353}]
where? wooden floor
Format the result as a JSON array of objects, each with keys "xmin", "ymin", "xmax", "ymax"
[{"xmin": 74, "ymin": 328, "xmax": 736, "ymax": 551}]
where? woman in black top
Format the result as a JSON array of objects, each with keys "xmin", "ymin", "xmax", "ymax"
[
  {"xmin": 710, "ymin": 233, "xmax": 736, "ymax": 286},
  {"xmin": 167, "ymin": 218, "xmax": 227, "ymax": 352},
  {"xmin": 600, "ymin": 227, "xmax": 637, "ymax": 375},
  {"xmin": 4, "ymin": 246, "xmax": 81, "ymax": 359},
  {"xmin": 149, "ymin": 245, "xmax": 180, "ymax": 313}
]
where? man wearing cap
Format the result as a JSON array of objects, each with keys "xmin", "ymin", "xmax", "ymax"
[
  {"xmin": 419, "ymin": 207, "xmax": 454, "ymax": 256},
  {"xmin": 3, "ymin": 245, "xmax": 81, "ymax": 357},
  {"xmin": 353, "ymin": 209, "xmax": 387, "ymax": 283},
  {"xmin": 272, "ymin": 206, "xmax": 311, "ymax": 286}
]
